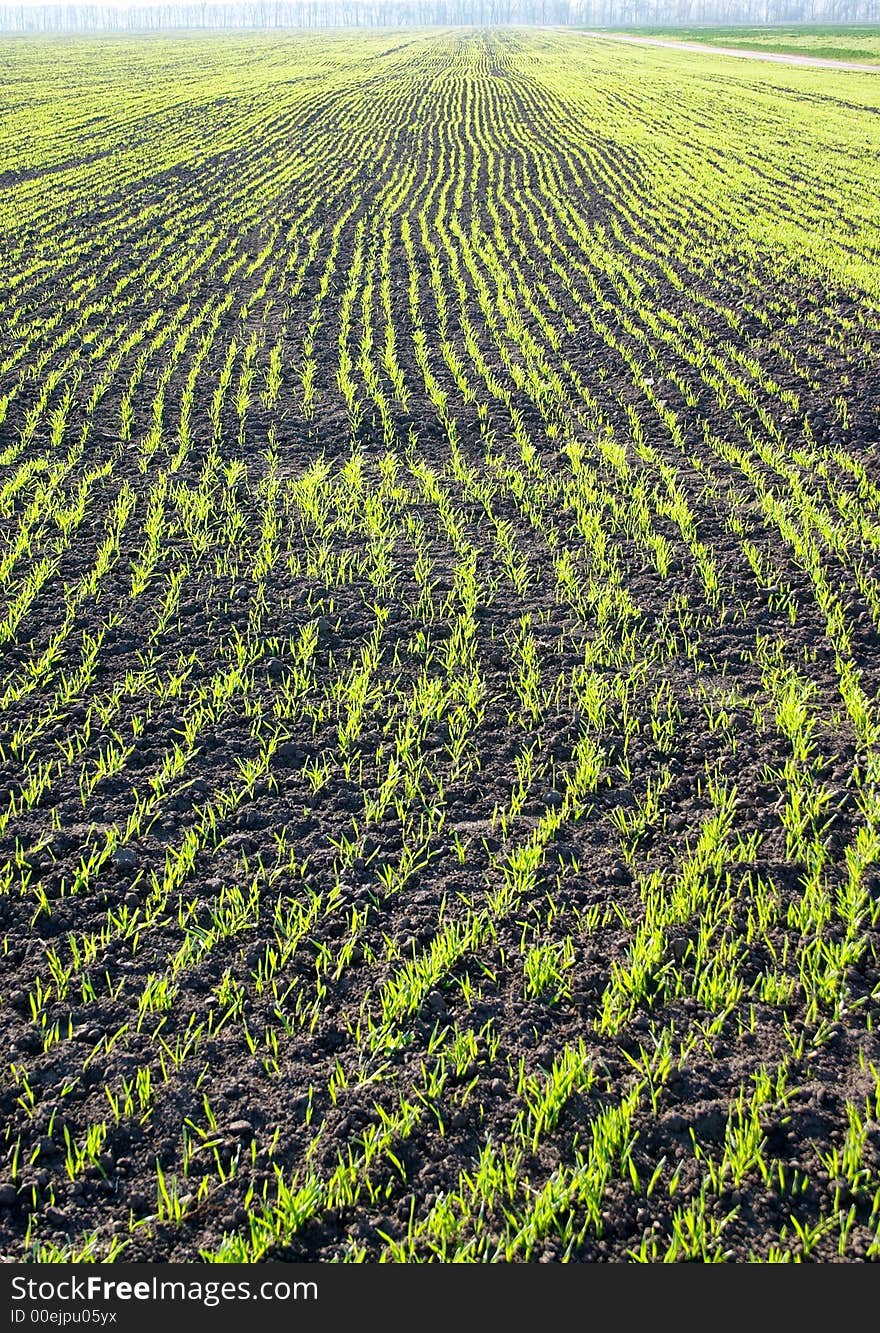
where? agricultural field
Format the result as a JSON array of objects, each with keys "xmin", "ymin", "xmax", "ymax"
[
  {"xmin": 617, "ymin": 25, "xmax": 880, "ymax": 63},
  {"xmin": 1, "ymin": 27, "xmax": 880, "ymax": 1263}
]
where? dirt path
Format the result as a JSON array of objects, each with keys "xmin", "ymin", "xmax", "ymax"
[{"xmin": 581, "ymin": 31, "xmax": 880, "ymax": 72}]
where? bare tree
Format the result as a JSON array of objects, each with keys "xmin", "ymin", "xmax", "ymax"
[{"xmin": 1, "ymin": 0, "xmax": 878, "ymax": 32}]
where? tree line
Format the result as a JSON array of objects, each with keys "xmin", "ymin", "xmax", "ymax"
[{"xmin": 1, "ymin": 0, "xmax": 878, "ymax": 33}]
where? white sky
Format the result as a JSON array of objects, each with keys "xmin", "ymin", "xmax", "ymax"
[{"xmin": 13, "ymin": 1, "xmax": 300, "ymax": 6}]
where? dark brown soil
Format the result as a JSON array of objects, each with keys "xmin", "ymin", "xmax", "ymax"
[{"xmin": 1, "ymin": 29, "xmax": 879, "ymax": 1264}]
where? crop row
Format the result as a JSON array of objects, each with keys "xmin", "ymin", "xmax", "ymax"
[{"xmin": 0, "ymin": 30, "xmax": 878, "ymax": 1261}]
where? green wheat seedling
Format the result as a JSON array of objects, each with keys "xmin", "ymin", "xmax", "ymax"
[{"xmin": 3, "ymin": 26, "xmax": 880, "ymax": 1266}]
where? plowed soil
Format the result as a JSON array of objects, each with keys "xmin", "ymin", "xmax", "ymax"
[{"xmin": 1, "ymin": 29, "xmax": 879, "ymax": 1263}]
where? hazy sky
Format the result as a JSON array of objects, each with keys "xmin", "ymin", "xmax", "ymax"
[{"xmin": 10, "ymin": 1, "xmax": 277, "ymax": 5}]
